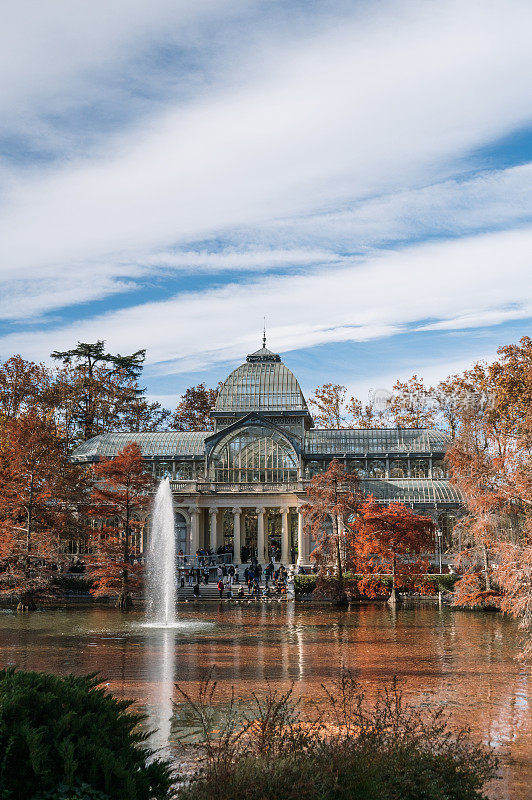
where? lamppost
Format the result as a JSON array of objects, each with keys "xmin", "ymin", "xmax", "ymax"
[{"xmin": 436, "ymin": 529, "xmax": 442, "ymax": 574}]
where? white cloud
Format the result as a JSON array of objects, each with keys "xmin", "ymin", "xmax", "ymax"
[
  {"xmin": 257, "ymin": 163, "xmax": 532, "ymax": 250},
  {"xmin": 0, "ymin": 248, "xmax": 338, "ymax": 322},
  {"xmin": 0, "ymin": 0, "xmax": 251, "ymax": 131},
  {"xmin": 2, "ymin": 159, "xmax": 531, "ymax": 322},
  {"xmin": 1, "ymin": 0, "xmax": 531, "ymax": 395},
  {"xmin": 2, "ymin": 226, "xmax": 531, "ymax": 371},
  {"xmin": 142, "ymin": 247, "xmax": 339, "ymax": 271},
  {"xmin": 1, "ymin": 0, "xmax": 532, "ymax": 286}
]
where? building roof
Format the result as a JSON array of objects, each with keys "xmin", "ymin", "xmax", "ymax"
[
  {"xmin": 215, "ymin": 346, "xmax": 308, "ymax": 413},
  {"xmin": 305, "ymin": 428, "xmax": 449, "ymax": 454},
  {"xmin": 71, "ymin": 431, "xmax": 209, "ymax": 461},
  {"xmin": 360, "ymin": 479, "xmax": 461, "ymax": 504},
  {"xmin": 71, "ymin": 426, "xmax": 451, "ymax": 461}
]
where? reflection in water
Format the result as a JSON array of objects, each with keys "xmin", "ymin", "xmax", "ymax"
[
  {"xmin": 0, "ymin": 603, "xmax": 530, "ymax": 800},
  {"xmin": 147, "ymin": 626, "xmax": 175, "ymax": 757}
]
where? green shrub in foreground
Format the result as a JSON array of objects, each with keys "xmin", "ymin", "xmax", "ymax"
[
  {"xmin": 176, "ymin": 674, "xmax": 497, "ymax": 800},
  {"xmin": 0, "ymin": 669, "xmax": 173, "ymax": 800}
]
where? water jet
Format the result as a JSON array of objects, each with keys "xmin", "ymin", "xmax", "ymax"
[{"xmin": 146, "ymin": 478, "xmax": 176, "ymax": 627}]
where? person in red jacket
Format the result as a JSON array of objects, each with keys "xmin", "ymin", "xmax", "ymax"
[{"xmin": 217, "ymin": 579, "xmax": 224, "ymax": 599}]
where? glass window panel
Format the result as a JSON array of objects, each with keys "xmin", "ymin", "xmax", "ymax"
[
  {"xmin": 390, "ymin": 459, "xmax": 407, "ymax": 478},
  {"xmin": 432, "ymin": 460, "xmax": 448, "ymax": 479},
  {"xmin": 212, "ymin": 425, "xmax": 298, "ymax": 483}
]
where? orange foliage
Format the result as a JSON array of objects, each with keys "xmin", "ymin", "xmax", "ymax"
[
  {"xmin": 356, "ymin": 575, "xmax": 389, "ymax": 599},
  {"xmin": 301, "ymin": 459, "xmax": 364, "ymax": 581},
  {"xmin": 452, "ymin": 571, "xmax": 502, "ymax": 609},
  {"xmin": 0, "ymin": 412, "xmax": 88, "ymax": 605},
  {"xmin": 446, "ymin": 337, "xmax": 532, "ymax": 632},
  {"xmin": 412, "ymin": 581, "xmax": 438, "ymax": 596},
  {"xmin": 88, "ymin": 443, "xmax": 153, "ymax": 608},
  {"xmin": 352, "ymin": 498, "xmax": 435, "ymax": 593},
  {"xmin": 171, "ymin": 383, "xmax": 219, "ymax": 431}
]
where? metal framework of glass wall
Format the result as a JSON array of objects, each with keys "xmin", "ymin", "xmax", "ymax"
[{"xmin": 211, "ymin": 425, "xmax": 298, "ymax": 483}]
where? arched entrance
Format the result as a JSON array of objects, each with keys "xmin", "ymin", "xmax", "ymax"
[{"xmin": 210, "ymin": 425, "xmax": 298, "ymax": 484}]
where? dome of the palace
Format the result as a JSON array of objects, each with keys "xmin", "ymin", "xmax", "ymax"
[{"xmin": 215, "ymin": 345, "xmax": 308, "ymax": 413}]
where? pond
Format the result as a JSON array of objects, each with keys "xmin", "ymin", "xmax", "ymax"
[{"xmin": 0, "ymin": 602, "xmax": 530, "ymax": 800}]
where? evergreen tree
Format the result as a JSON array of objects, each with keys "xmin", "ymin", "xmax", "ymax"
[
  {"xmin": 0, "ymin": 668, "xmax": 173, "ymax": 799},
  {"xmin": 51, "ymin": 341, "xmax": 147, "ymax": 442}
]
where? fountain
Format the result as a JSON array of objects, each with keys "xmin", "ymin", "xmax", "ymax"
[{"xmin": 146, "ymin": 478, "xmax": 176, "ymax": 626}]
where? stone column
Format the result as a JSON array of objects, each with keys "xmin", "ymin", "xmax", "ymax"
[
  {"xmin": 232, "ymin": 507, "xmax": 242, "ymax": 564},
  {"xmin": 216, "ymin": 509, "xmax": 225, "ymax": 549},
  {"xmin": 188, "ymin": 505, "xmax": 200, "ymax": 556},
  {"xmin": 209, "ymin": 507, "xmax": 218, "ymax": 552},
  {"xmin": 297, "ymin": 507, "xmax": 306, "ymax": 565},
  {"xmin": 281, "ymin": 507, "xmax": 290, "ymax": 565},
  {"xmin": 256, "ymin": 506, "xmax": 266, "ymax": 564}
]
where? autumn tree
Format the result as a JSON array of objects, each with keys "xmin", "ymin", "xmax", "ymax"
[
  {"xmin": 353, "ymin": 499, "xmax": 435, "ymax": 603},
  {"xmin": 89, "ymin": 443, "xmax": 153, "ymax": 610},
  {"xmin": 0, "ymin": 356, "xmax": 54, "ymax": 423},
  {"xmin": 309, "ymin": 378, "xmax": 447, "ymax": 430},
  {"xmin": 301, "ymin": 460, "xmax": 364, "ymax": 596},
  {"xmin": 346, "ymin": 394, "xmax": 392, "ymax": 428},
  {"xmin": 308, "ymin": 384, "xmax": 349, "ymax": 428},
  {"xmin": 171, "ymin": 383, "xmax": 219, "ymax": 431},
  {"xmin": 0, "ymin": 412, "xmax": 88, "ymax": 610},
  {"xmin": 447, "ymin": 337, "xmax": 532, "ymax": 626},
  {"xmin": 388, "ymin": 375, "xmax": 437, "ymax": 428}
]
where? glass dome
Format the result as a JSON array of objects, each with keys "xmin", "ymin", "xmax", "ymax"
[{"xmin": 215, "ymin": 346, "xmax": 308, "ymax": 413}]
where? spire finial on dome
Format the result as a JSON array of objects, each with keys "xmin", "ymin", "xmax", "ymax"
[{"xmin": 262, "ymin": 316, "xmax": 266, "ymax": 349}]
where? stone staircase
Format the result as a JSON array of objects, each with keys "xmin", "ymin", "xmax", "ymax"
[
  {"xmin": 176, "ymin": 584, "xmax": 233, "ymax": 600},
  {"xmin": 176, "ymin": 581, "xmax": 290, "ymax": 600}
]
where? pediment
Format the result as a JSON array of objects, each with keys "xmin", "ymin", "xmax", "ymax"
[{"xmin": 204, "ymin": 412, "xmax": 301, "ymax": 458}]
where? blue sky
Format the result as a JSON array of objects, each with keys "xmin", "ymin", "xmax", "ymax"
[{"xmin": 1, "ymin": 0, "xmax": 531, "ymax": 407}]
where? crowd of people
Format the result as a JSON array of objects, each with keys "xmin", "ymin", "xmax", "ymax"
[{"xmin": 176, "ymin": 559, "xmax": 292, "ymax": 601}]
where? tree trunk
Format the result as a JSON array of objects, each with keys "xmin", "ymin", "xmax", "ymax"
[
  {"xmin": 333, "ymin": 513, "xmax": 348, "ymax": 606},
  {"xmin": 17, "ymin": 593, "xmax": 37, "ymax": 613},
  {"xmin": 118, "ymin": 497, "xmax": 132, "ymax": 611},
  {"xmin": 25, "ymin": 473, "xmax": 34, "ymax": 577},
  {"xmin": 335, "ymin": 516, "xmax": 343, "ymax": 582},
  {"xmin": 116, "ymin": 589, "xmax": 133, "ymax": 610},
  {"xmin": 388, "ymin": 550, "xmax": 401, "ymax": 605},
  {"xmin": 482, "ymin": 543, "xmax": 491, "ymax": 591}
]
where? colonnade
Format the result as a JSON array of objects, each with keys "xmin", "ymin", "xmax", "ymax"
[{"xmin": 184, "ymin": 504, "xmax": 308, "ymax": 565}]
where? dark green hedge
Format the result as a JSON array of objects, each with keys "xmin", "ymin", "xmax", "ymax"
[
  {"xmin": 51, "ymin": 574, "xmax": 94, "ymax": 594},
  {"xmin": 294, "ymin": 575, "xmax": 318, "ymax": 595},
  {"xmin": 0, "ymin": 669, "xmax": 173, "ymax": 800},
  {"xmin": 295, "ymin": 573, "xmax": 460, "ymax": 598}
]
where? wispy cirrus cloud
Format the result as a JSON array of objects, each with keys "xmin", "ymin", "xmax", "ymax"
[
  {"xmin": 2, "ymin": 0, "xmax": 532, "ymax": 277},
  {"xmin": 2, "ymin": 225, "xmax": 531, "ymax": 371},
  {"xmin": 1, "ymin": 0, "xmax": 532, "ymax": 397},
  {"xmin": 141, "ymin": 248, "xmax": 339, "ymax": 272}
]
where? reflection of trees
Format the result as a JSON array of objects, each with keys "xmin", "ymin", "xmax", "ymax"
[{"xmin": 2, "ymin": 605, "xmax": 531, "ymax": 797}]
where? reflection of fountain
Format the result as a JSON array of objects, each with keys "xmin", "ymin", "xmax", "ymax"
[
  {"xmin": 147, "ymin": 478, "xmax": 176, "ymax": 627},
  {"xmin": 149, "ymin": 626, "xmax": 176, "ymax": 757}
]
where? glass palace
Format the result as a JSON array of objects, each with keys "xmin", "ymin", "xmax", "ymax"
[{"xmin": 72, "ymin": 343, "xmax": 461, "ymax": 565}]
